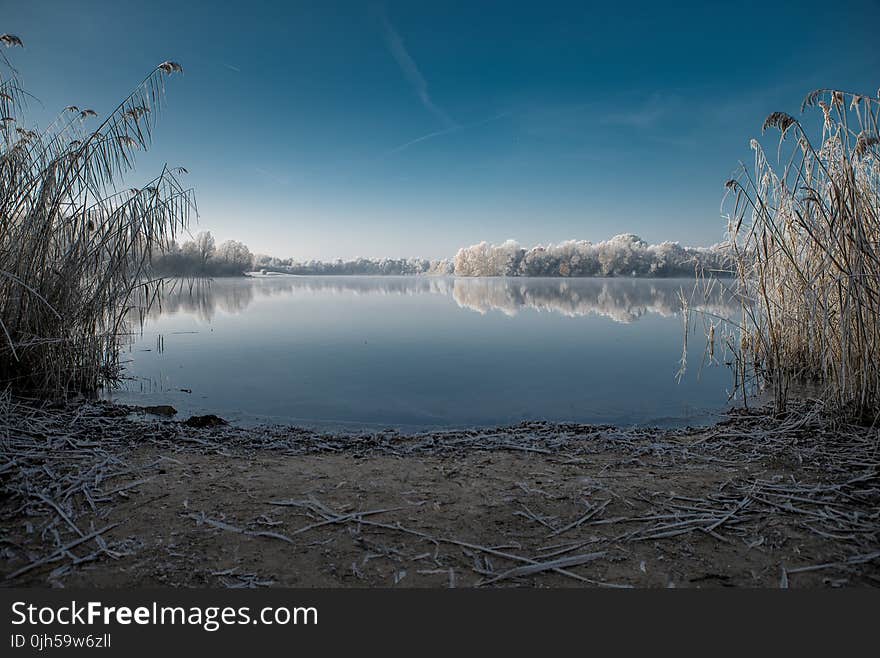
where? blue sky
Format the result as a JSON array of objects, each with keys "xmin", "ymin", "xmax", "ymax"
[{"xmin": 5, "ymin": 0, "xmax": 880, "ymax": 259}]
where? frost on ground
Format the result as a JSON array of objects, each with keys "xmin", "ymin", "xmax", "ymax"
[{"xmin": 1, "ymin": 400, "xmax": 878, "ymax": 588}]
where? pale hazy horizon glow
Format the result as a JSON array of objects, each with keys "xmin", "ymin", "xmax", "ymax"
[{"xmin": 6, "ymin": 0, "xmax": 879, "ymax": 260}]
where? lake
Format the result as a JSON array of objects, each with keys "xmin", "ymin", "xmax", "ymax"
[{"xmin": 106, "ymin": 276, "xmax": 740, "ymax": 430}]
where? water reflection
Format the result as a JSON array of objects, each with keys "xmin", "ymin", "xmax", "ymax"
[
  {"xmin": 144, "ymin": 276, "xmax": 738, "ymax": 324},
  {"xmin": 116, "ymin": 275, "xmax": 740, "ymax": 429},
  {"xmin": 451, "ymin": 278, "xmax": 736, "ymax": 323}
]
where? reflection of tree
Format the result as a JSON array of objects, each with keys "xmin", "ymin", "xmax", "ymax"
[
  {"xmin": 132, "ymin": 278, "xmax": 255, "ymax": 323},
  {"xmin": 250, "ymin": 276, "xmax": 455, "ymax": 298},
  {"xmin": 452, "ymin": 278, "xmax": 738, "ymax": 323},
  {"xmin": 133, "ymin": 275, "xmax": 738, "ymax": 325},
  {"xmin": 134, "ymin": 276, "xmax": 454, "ymax": 322}
]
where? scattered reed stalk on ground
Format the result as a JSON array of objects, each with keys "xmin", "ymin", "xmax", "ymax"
[
  {"xmin": 720, "ymin": 88, "xmax": 880, "ymax": 421},
  {"xmin": 0, "ymin": 35, "xmax": 195, "ymax": 396}
]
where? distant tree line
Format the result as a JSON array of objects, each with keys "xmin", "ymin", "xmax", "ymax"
[
  {"xmin": 151, "ymin": 232, "xmax": 733, "ymax": 278},
  {"xmin": 151, "ymin": 231, "xmax": 254, "ymax": 276},
  {"xmin": 454, "ymin": 235, "xmax": 734, "ymax": 277},
  {"xmin": 253, "ymin": 255, "xmax": 454, "ymax": 276}
]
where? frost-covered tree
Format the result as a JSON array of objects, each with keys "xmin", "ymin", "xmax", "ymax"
[
  {"xmin": 453, "ymin": 235, "xmax": 733, "ymax": 277},
  {"xmin": 213, "ymin": 240, "xmax": 253, "ymax": 275},
  {"xmin": 191, "ymin": 231, "xmax": 216, "ymax": 268}
]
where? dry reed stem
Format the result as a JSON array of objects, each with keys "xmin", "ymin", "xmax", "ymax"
[
  {"xmin": 0, "ymin": 37, "xmax": 194, "ymax": 396},
  {"xmin": 717, "ymin": 88, "xmax": 880, "ymax": 421}
]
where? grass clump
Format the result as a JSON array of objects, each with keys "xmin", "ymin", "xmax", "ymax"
[
  {"xmin": 0, "ymin": 35, "xmax": 195, "ymax": 396},
  {"xmin": 722, "ymin": 88, "xmax": 880, "ymax": 422}
]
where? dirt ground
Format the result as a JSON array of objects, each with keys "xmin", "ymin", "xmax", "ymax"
[{"xmin": 3, "ymin": 403, "xmax": 877, "ymax": 588}]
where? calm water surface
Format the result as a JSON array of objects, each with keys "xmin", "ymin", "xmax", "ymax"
[{"xmin": 106, "ymin": 276, "xmax": 739, "ymax": 430}]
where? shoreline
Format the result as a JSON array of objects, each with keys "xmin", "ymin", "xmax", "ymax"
[{"xmin": 2, "ymin": 399, "xmax": 878, "ymax": 587}]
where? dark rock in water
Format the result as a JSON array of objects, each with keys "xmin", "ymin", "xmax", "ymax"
[
  {"xmin": 183, "ymin": 414, "xmax": 228, "ymax": 428},
  {"xmin": 142, "ymin": 405, "xmax": 178, "ymax": 417}
]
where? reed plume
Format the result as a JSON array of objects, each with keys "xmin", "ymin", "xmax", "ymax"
[
  {"xmin": 0, "ymin": 35, "xmax": 195, "ymax": 396},
  {"xmin": 722, "ymin": 87, "xmax": 880, "ymax": 421}
]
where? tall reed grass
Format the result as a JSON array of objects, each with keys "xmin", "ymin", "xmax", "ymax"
[
  {"xmin": 722, "ymin": 88, "xmax": 880, "ymax": 422},
  {"xmin": 0, "ymin": 36, "xmax": 194, "ymax": 396}
]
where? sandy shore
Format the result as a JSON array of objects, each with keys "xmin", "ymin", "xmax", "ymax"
[{"xmin": 2, "ymin": 400, "xmax": 878, "ymax": 587}]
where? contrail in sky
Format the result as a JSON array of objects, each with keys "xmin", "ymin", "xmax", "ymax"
[
  {"xmin": 384, "ymin": 126, "xmax": 460, "ymax": 157},
  {"xmin": 379, "ymin": 12, "xmax": 457, "ymax": 129},
  {"xmin": 381, "ymin": 110, "xmax": 512, "ymax": 158}
]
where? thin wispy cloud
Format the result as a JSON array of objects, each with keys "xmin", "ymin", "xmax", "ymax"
[
  {"xmin": 253, "ymin": 166, "xmax": 290, "ymax": 186},
  {"xmin": 384, "ymin": 126, "xmax": 460, "ymax": 157},
  {"xmin": 602, "ymin": 106, "xmax": 664, "ymax": 128},
  {"xmin": 379, "ymin": 11, "xmax": 457, "ymax": 129},
  {"xmin": 380, "ymin": 110, "xmax": 512, "ymax": 159},
  {"xmin": 514, "ymin": 95, "xmax": 674, "ymax": 137},
  {"xmin": 222, "ymin": 63, "xmax": 241, "ymax": 73},
  {"xmin": 600, "ymin": 93, "xmax": 678, "ymax": 128}
]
